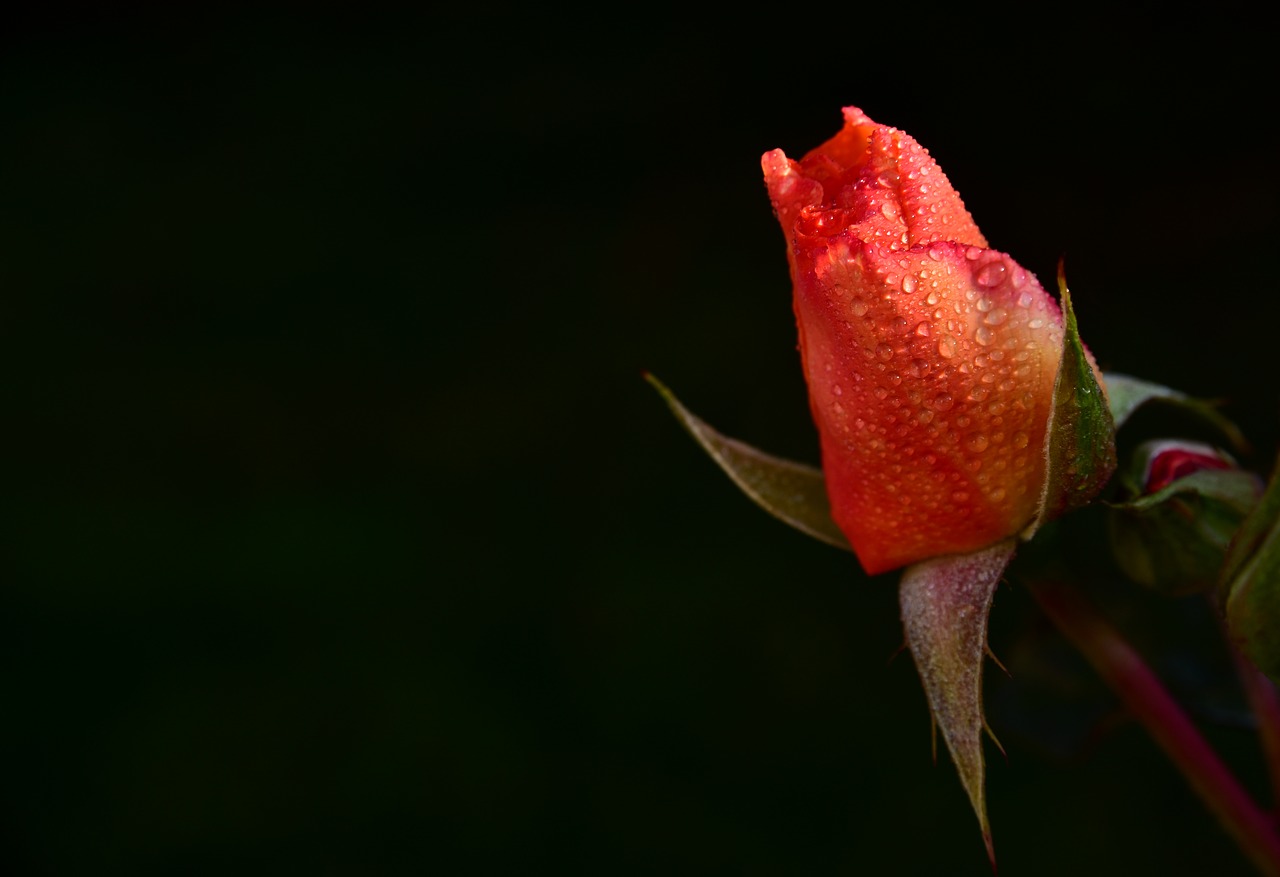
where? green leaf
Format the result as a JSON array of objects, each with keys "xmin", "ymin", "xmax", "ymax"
[
  {"xmin": 1221, "ymin": 456, "xmax": 1280, "ymax": 682},
  {"xmin": 645, "ymin": 373, "xmax": 851, "ymax": 551},
  {"xmin": 1025, "ymin": 273, "xmax": 1117, "ymax": 537},
  {"xmin": 1112, "ymin": 467, "xmax": 1261, "ymax": 514},
  {"xmin": 1103, "ymin": 373, "xmax": 1248, "ymax": 452},
  {"xmin": 1109, "ymin": 467, "xmax": 1263, "ymax": 596},
  {"xmin": 900, "ymin": 538, "xmax": 1017, "ymax": 869}
]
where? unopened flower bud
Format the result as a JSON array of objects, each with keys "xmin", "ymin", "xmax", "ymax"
[{"xmin": 1109, "ymin": 440, "xmax": 1261, "ymax": 595}]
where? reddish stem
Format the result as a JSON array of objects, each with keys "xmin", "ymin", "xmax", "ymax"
[
  {"xmin": 1030, "ymin": 578, "xmax": 1280, "ymax": 877},
  {"xmin": 1231, "ymin": 639, "xmax": 1280, "ymax": 813}
]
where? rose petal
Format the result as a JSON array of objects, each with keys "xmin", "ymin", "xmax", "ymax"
[{"xmin": 792, "ymin": 238, "xmax": 1063, "ymax": 574}]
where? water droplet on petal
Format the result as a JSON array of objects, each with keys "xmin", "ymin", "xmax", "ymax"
[
  {"xmin": 937, "ymin": 336, "xmax": 957, "ymax": 358},
  {"xmin": 902, "ymin": 276, "xmax": 917, "ymax": 294},
  {"xmin": 832, "ymin": 384, "xmax": 843, "ymax": 396},
  {"xmin": 975, "ymin": 262, "xmax": 1007, "ymax": 288},
  {"xmin": 989, "ymin": 487, "xmax": 1007, "ymax": 502},
  {"xmin": 852, "ymin": 299, "xmax": 870, "ymax": 317},
  {"xmin": 976, "ymin": 296, "xmax": 993, "ymax": 313},
  {"xmin": 951, "ymin": 490, "xmax": 970, "ymax": 503},
  {"xmin": 915, "ymin": 321, "xmax": 931, "ymax": 337},
  {"xmin": 975, "ymin": 326, "xmax": 993, "ymax": 346},
  {"xmin": 926, "ymin": 290, "xmax": 940, "ymax": 305},
  {"xmin": 984, "ymin": 307, "xmax": 1008, "ymax": 326},
  {"xmin": 880, "ymin": 202, "xmax": 899, "ymax": 220},
  {"xmin": 931, "ymin": 392, "xmax": 954, "ymax": 412},
  {"xmin": 876, "ymin": 343, "xmax": 894, "ymax": 361},
  {"xmin": 965, "ymin": 432, "xmax": 990, "ymax": 453}
]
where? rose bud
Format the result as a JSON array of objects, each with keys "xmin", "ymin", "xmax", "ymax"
[
  {"xmin": 1109, "ymin": 439, "xmax": 1262, "ymax": 595},
  {"xmin": 763, "ymin": 107, "xmax": 1078, "ymax": 574}
]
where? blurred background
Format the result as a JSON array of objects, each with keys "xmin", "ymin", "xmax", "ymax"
[{"xmin": 3, "ymin": 5, "xmax": 1278, "ymax": 875}]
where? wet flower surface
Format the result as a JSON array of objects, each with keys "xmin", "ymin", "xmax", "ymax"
[{"xmin": 763, "ymin": 107, "xmax": 1069, "ymax": 574}]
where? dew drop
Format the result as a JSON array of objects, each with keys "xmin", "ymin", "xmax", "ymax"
[
  {"xmin": 968, "ymin": 385, "xmax": 990, "ymax": 402},
  {"xmin": 931, "ymin": 392, "xmax": 954, "ymax": 412},
  {"xmin": 975, "ymin": 261, "xmax": 1007, "ymax": 288},
  {"xmin": 926, "ymin": 290, "xmax": 941, "ymax": 305},
  {"xmin": 876, "ymin": 343, "xmax": 894, "ymax": 361},
  {"xmin": 918, "ymin": 410, "xmax": 934, "ymax": 425},
  {"xmin": 1028, "ymin": 317, "xmax": 1044, "ymax": 329},
  {"xmin": 915, "ymin": 321, "xmax": 931, "ymax": 337},
  {"xmin": 880, "ymin": 202, "xmax": 899, "ymax": 220},
  {"xmin": 965, "ymin": 246, "xmax": 984, "ymax": 260},
  {"xmin": 988, "ymin": 487, "xmax": 1007, "ymax": 502},
  {"xmin": 927, "ymin": 244, "xmax": 945, "ymax": 261},
  {"xmin": 965, "ymin": 432, "xmax": 990, "ymax": 453},
  {"xmin": 902, "ymin": 276, "xmax": 917, "ymax": 294},
  {"xmin": 937, "ymin": 335, "xmax": 957, "ymax": 358},
  {"xmin": 984, "ymin": 307, "xmax": 1008, "ymax": 326},
  {"xmin": 951, "ymin": 490, "xmax": 970, "ymax": 503},
  {"xmin": 976, "ymin": 296, "xmax": 993, "ymax": 313},
  {"xmin": 975, "ymin": 326, "xmax": 993, "ymax": 346},
  {"xmin": 909, "ymin": 358, "xmax": 930, "ymax": 378},
  {"xmin": 832, "ymin": 384, "xmax": 843, "ymax": 396},
  {"xmin": 874, "ymin": 387, "xmax": 889, "ymax": 400},
  {"xmin": 1017, "ymin": 291, "xmax": 1034, "ymax": 308}
]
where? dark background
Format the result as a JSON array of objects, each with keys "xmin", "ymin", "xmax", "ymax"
[{"xmin": 4, "ymin": 6, "xmax": 1279, "ymax": 875}]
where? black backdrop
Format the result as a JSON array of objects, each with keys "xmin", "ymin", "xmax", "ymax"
[{"xmin": 4, "ymin": 7, "xmax": 1278, "ymax": 875}]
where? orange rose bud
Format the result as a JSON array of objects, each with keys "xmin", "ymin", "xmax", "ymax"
[{"xmin": 763, "ymin": 107, "xmax": 1065, "ymax": 574}]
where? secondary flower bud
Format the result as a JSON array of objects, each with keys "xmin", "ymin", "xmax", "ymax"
[
  {"xmin": 763, "ymin": 107, "xmax": 1068, "ymax": 574},
  {"xmin": 1110, "ymin": 440, "xmax": 1261, "ymax": 595},
  {"xmin": 1142, "ymin": 440, "xmax": 1233, "ymax": 493}
]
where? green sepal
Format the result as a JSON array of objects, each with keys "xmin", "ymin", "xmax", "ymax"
[
  {"xmin": 1025, "ymin": 272, "xmax": 1117, "ymax": 537},
  {"xmin": 1220, "ymin": 456, "xmax": 1280, "ymax": 682},
  {"xmin": 900, "ymin": 539, "xmax": 1017, "ymax": 870},
  {"xmin": 1102, "ymin": 373, "xmax": 1248, "ymax": 452},
  {"xmin": 1109, "ymin": 467, "xmax": 1262, "ymax": 596},
  {"xmin": 645, "ymin": 373, "xmax": 851, "ymax": 551}
]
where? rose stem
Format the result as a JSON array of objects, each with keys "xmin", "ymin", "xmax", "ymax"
[
  {"xmin": 1029, "ymin": 578, "xmax": 1280, "ymax": 877},
  {"xmin": 1227, "ymin": 631, "xmax": 1280, "ymax": 812}
]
